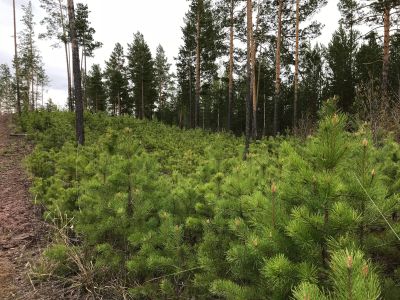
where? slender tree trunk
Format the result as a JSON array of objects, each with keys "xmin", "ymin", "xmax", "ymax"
[
  {"xmin": 188, "ymin": 60, "xmax": 192, "ymax": 128},
  {"xmin": 35, "ymin": 76, "xmax": 39, "ymax": 110},
  {"xmin": 31, "ymin": 75, "xmax": 35, "ymax": 111},
  {"xmin": 273, "ymin": 0, "xmax": 283, "ymax": 136},
  {"xmin": 41, "ymin": 83, "xmax": 44, "ymax": 108},
  {"xmin": 251, "ymin": 4, "xmax": 260, "ymax": 139},
  {"xmin": 159, "ymin": 81, "xmax": 163, "ymax": 121},
  {"xmin": 141, "ymin": 79, "xmax": 145, "ymax": 119},
  {"xmin": 58, "ymin": 0, "xmax": 73, "ymax": 111},
  {"xmin": 64, "ymin": 41, "xmax": 73, "ymax": 110},
  {"xmin": 13, "ymin": 0, "xmax": 21, "ymax": 116},
  {"xmin": 382, "ymin": 5, "xmax": 391, "ymax": 105},
  {"xmin": 244, "ymin": 0, "xmax": 253, "ymax": 160},
  {"xmin": 118, "ymin": 92, "xmax": 121, "ymax": 115},
  {"xmin": 228, "ymin": 0, "xmax": 234, "ymax": 132},
  {"xmin": 67, "ymin": 0, "xmax": 84, "ymax": 145},
  {"xmin": 263, "ymin": 95, "xmax": 266, "ymax": 136},
  {"xmin": 195, "ymin": 1, "xmax": 202, "ymax": 128},
  {"xmin": 293, "ymin": 0, "xmax": 300, "ymax": 130},
  {"xmin": 82, "ymin": 43, "xmax": 88, "ymax": 110},
  {"xmin": 95, "ymin": 92, "xmax": 98, "ymax": 113}
]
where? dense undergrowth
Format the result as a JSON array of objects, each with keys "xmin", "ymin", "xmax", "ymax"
[{"xmin": 21, "ymin": 102, "xmax": 400, "ymax": 299}]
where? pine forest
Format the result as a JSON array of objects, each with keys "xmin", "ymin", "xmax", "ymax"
[{"xmin": 0, "ymin": 0, "xmax": 400, "ymax": 299}]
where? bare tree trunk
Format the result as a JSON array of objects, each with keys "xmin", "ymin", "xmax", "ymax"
[
  {"xmin": 244, "ymin": 0, "xmax": 253, "ymax": 160},
  {"xmin": 188, "ymin": 61, "xmax": 193, "ymax": 127},
  {"xmin": 273, "ymin": 0, "xmax": 283, "ymax": 136},
  {"xmin": 41, "ymin": 83, "xmax": 44, "ymax": 108},
  {"xmin": 293, "ymin": 0, "xmax": 300, "ymax": 130},
  {"xmin": 118, "ymin": 92, "xmax": 121, "ymax": 115},
  {"xmin": 35, "ymin": 76, "xmax": 39, "ymax": 110},
  {"xmin": 251, "ymin": 5, "xmax": 260, "ymax": 140},
  {"xmin": 195, "ymin": 1, "xmax": 202, "ymax": 128},
  {"xmin": 13, "ymin": 0, "xmax": 21, "ymax": 116},
  {"xmin": 263, "ymin": 95, "xmax": 266, "ymax": 137},
  {"xmin": 65, "ymin": 41, "xmax": 73, "ymax": 110},
  {"xmin": 31, "ymin": 75, "xmax": 35, "ymax": 111},
  {"xmin": 141, "ymin": 79, "xmax": 145, "ymax": 119},
  {"xmin": 227, "ymin": 0, "xmax": 234, "ymax": 132},
  {"xmin": 67, "ymin": 0, "xmax": 84, "ymax": 145},
  {"xmin": 382, "ymin": 5, "xmax": 391, "ymax": 105},
  {"xmin": 58, "ymin": 0, "xmax": 73, "ymax": 111}
]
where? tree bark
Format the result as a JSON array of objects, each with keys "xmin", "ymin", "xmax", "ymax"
[
  {"xmin": 251, "ymin": 5, "xmax": 260, "ymax": 140},
  {"xmin": 13, "ymin": 0, "xmax": 21, "ymax": 116},
  {"xmin": 195, "ymin": 1, "xmax": 202, "ymax": 128},
  {"xmin": 58, "ymin": 0, "xmax": 73, "ymax": 111},
  {"xmin": 227, "ymin": 0, "xmax": 234, "ymax": 132},
  {"xmin": 382, "ymin": 5, "xmax": 391, "ymax": 105},
  {"xmin": 293, "ymin": 0, "xmax": 300, "ymax": 130},
  {"xmin": 67, "ymin": 0, "xmax": 84, "ymax": 145},
  {"xmin": 273, "ymin": 0, "xmax": 283, "ymax": 136},
  {"xmin": 244, "ymin": 0, "xmax": 253, "ymax": 160},
  {"xmin": 188, "ymin": 60, "xmax": 193, "ymax": 127},
  {"xmin": 141, "ymin": 79, "xmax": 145, "ymax": 119}
]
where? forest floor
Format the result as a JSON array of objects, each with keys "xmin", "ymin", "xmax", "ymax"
[{"xmin": 0, "ymin": 114, "xmax": 63, "ymax": 300}]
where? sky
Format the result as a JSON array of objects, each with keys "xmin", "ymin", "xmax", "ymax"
[{"xmin": 0, "ymin": 0, "xmax": 341, "ymax": 108}]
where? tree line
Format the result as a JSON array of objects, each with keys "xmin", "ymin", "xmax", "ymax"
[
  {"xmin": 76, "ymin": 0, "xmax": 400, "ymax": 141},
  {"xmin": 1, "ymin": 0, "xmax": 400, "ymax": 144}
]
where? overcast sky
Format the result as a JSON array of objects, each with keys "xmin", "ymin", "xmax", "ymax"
[{"xmin": 0, "ymin": 0, "xmax": 341, "ymax": 108}]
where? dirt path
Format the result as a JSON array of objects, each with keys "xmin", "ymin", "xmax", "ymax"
[{"xmin": 0, "ymin": 114, "xmax": 46, "ymax": 299}]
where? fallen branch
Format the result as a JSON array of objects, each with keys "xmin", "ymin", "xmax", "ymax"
[{"xmin": 9, "ymin": 133, "xmax": 28, "ymax": 137}]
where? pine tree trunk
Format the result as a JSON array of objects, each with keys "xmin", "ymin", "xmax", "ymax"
[
  {"xmin": 64, "ymin": 41, "xmax": 73, "ymax": 111},
  {"xmin": 263, "ymin": 95, "xmax": 266, "ymax": 136},
  {"xmin": 41, "ymin": 83, "xmax": 44, "ymax": 107},
  {"xmin": 195, "ymin": 2, "xmax": 202, "ymax": 128},
  {"xmin": 58, "ymin": 0, "xmax": 73, "ymax": 112},
  {"xmin": 67, "ymin": 0, "xmax": 84, "ymax": 145},
  {"xmin": 227, "ymin": 0, "xmax": 234, "ymax": 132},
  {"xmin": 273, "ymin": 0, "xmax": 283, "ymax": 136},
  {"xmin": 293, "ymin": 0, "xmax": 300, "ymax": 130},
  {"xmin": 244, "ymin": 0, "xmax": 253, "ymax": 160},
  {"xmin": 251, "ymin": 5, "xmax": 260, "ymax": 139},
  {"xmin": 118, "ymin": 92, "xmax": 121, "ymax": 116},
  {"xmin": 188, "ymin": 61, "xmax": 193, "ymax": 127},
  {"xmin": 31, "ymin": 76, "xmax": 35, "ymax": 111},
  {"xmin": 141, "ymin": 79, "xmax": 145, "ymax": 119},
  {"xmin": 159, "ymin": 81, "xmax": 163, "ymax": 121},
  {"xmin": 382, "ymin": 5, "xmax": 391, "ymax": 105},
  {"xmin": 13, "ymin": 0, "xmax": 21, "ymax": 116}
]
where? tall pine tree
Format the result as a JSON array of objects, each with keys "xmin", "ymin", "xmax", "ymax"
[{"xmin": 127, "ymin": 32, "xmax": 156, "ymax": 119}]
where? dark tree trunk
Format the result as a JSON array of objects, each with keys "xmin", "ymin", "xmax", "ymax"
[
  {"xmin": 195, "ymin": 1, "xmax": 202, "ymax": 128},
  {"xmin": 67, "ymin": 0, "xmax": 84, "ymax": 145},
  {"xmin": 227, "ymin": 0, "xmax": 234, "ymax": 132},
  {"xmin": 188, "ymin": 61, "xmax": 193, "ymax": 128},
  {"xmin": 13, "ymin": 0, "xmax": 21, "ymax": 116},
  {"xmin": 244, "ymin": 0, "xmax": 253, "ymax": 160},
  {"xmin": 251, "ymin": 6, "xmax": 260, "ymax": 140},
  {"xmin": 293, "ymin": 0, "xmax": 300, "ymax": 130},
  {"xmin": 273, "ymin": 0, "xmax": 283, "ymax": 136},
  {"xmin": 141, "ymin": 79, "xmax": 145, "ymax": 119},
  {"xmin": 382, "ymin": 5, "xmax": 391, "ymax": 105}
]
